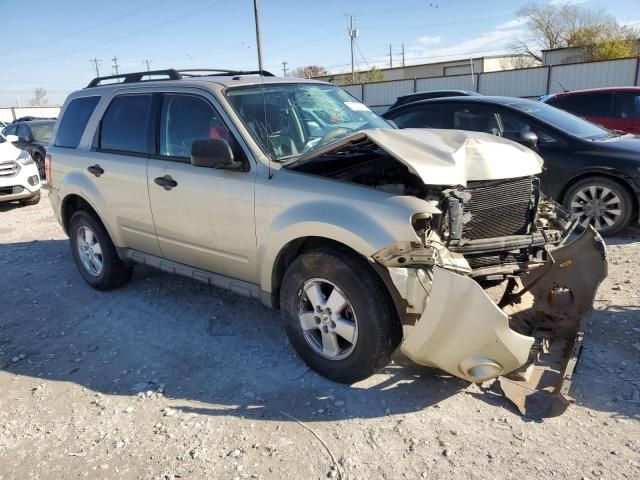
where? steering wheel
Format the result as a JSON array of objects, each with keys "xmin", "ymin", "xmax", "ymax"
[{"xmin": 318, "ymin": 127, "xmax": 352, "ymax": 146}]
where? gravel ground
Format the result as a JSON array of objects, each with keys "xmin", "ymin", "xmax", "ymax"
[{"xmin": 1, "ymin": 188, "xmax": 639, "ymax": 480}]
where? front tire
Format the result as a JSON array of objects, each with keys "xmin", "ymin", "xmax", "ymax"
[
  {"xmin": 280, "ymin": 247, "xmax": 401, "ymax": 383},
  {"xmin": 69, "ymin": 210, "xmax": 133, "ymax": 290},
  {"xmin": 563, "ymin": 176, "xmax": 633, "ymax": 236}
]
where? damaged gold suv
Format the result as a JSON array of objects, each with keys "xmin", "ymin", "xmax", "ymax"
[{"xmin": 47, "ymin": 69, "xmax": 607, "ymax": 416}]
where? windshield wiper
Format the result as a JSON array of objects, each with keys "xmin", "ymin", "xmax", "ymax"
[{"xmin": 599, "ymin": 129, "xmax": 626, "ymax": 140}]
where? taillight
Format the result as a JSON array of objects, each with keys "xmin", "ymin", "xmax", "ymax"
[{"xmin": 45, "ymin": 153, "xmax": 52, "ymax": 185}]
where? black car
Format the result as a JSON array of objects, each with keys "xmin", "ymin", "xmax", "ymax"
[
  {"xmin": 383, "ymin": 96, "xmax": 640, "ymax": 236},
  {"xmin": 1, "ymin": 120, "xmax": 55, "ymax": 178},
  {"xmin": 389, "ymin": 90, "xmax": 480, "ymax": 110}
]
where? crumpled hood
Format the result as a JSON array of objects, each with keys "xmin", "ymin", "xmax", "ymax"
[{"xmin": 292, "ymin": 128, "xmax": 544, "ymax": 186}]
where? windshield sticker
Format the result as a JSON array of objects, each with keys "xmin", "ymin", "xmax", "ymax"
[{"xmin": 344, "ymin": 101, "xmax": 371, "ymax": 112}]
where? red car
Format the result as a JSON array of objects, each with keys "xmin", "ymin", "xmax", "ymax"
[{"xmin": 542, "ymin": 87, "xmax": 640, "ymax": 135}]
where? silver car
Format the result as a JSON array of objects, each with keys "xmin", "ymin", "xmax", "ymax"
[{"xmin": 46, "ymin": 69, "xmax": 607, "ymax": 416}]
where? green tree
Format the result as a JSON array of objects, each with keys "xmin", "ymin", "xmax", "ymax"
[
  {"xmin": 363, "ymin": 67, "xmax": 384, "ymax": 83},
  {"xmin": 516, "ymin": 2, "xmax": 639, "ymax": 62}
]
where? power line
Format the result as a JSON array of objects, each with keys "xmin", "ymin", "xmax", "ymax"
[
  {"xmin": 6, "ymin": 0, "xmax": 232, "ymax": 69},
  {"xmin": 7, "ymin": 1, "xmax": 166, "ymax": 54}
]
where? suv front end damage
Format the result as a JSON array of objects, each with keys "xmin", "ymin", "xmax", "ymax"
[
  {"xmin": 287, "ymin": 127, "xmax": 607, "ymax": 416},
  {"xmin": 375, "ymin": 227, "xmax": 607, "ymax": 417}
]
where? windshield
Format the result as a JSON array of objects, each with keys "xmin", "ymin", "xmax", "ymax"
[
  {"xmin": 226, "ymin": 83, "xmax": 390, "ymax": 161},
  {"xmin": 507, "ymin": 101, "xmax": 610, "ymax": 140},
  {"xmin": 30, "ymin": 123, "xmax": 54, "ymax": 142}
]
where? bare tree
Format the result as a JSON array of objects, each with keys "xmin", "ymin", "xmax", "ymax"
[
  {"xmin": 515, "ymin": 3, "xmax": 637, "ymax": 62},
  {"xmin": 500, "ymin": 53, "xmax": 540, "ymax": 70},
  {"xmin": 292, "ymin": 65, "xmax": 329, "ymax": 79},
  {"xmin": 28, "ymin": 88, "xmax": 49, "ymax": 107}
]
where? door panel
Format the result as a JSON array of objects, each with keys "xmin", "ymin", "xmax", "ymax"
[
  {"xmin": 146, "ymin": 93, "xmax": 258, "ymax": 282},
  {"xmin": 147, "ymin": 160, "xmax": 257, "ymax": 281},
  {"xmin": 92, "ymin": 93, "xmax": 160, "ymax": 255}
]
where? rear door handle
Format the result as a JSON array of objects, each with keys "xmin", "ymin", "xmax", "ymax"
[
  {"xmin": 154, "ymin": 175, "xmax": 178, "ymax": 190},
  {"xmin": 87, "ymin": 164, "xmax": 104, "ymax": 177}
]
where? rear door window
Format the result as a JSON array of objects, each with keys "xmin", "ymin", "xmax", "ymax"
[
  {"xmin": 99, "ymin": 95, "xmax": 152, "ymax": 154},
  {"xmin": 388, "ymin": 105, "xmax": 443, "ymax": 128},
  {"xmin": 614, "ymin": 92, "xmax": 640, "ymax": 119},
  {"xmin": 555, "ymin": 93, "xmax": 614, "ymax": 117},
  {"xmin": 55, "ymin": 96, "xmax": 100, "ymax": 148}
]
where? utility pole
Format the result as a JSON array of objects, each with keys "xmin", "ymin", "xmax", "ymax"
[
  {"xmin": 281, "ymin": 60, "xmax": 288, "ymax": 77},
  {"xmin": 347, "ymin": 15, "xmax": 358, "ymax": 83},
  {"xmin": 252, "ymin": 0, "xmax": 264, "ymax": 74},
  {"xmin": 389, "ymin": 44, "xmax": 393, "ymax": 68},
  {"xmin": 401, "ymin": 44, "xmax": 405, "ymax": 67},
  {"xmin": 143, "ymin": 59, "xmax": 152, "ymax": 71},
  {"xmin": 112, "ymin": 56, "xmax": 120, "ymax": 75},
  {"xmin": 89, "ymin": 58, "xmax": 102, "ymax": 77}
]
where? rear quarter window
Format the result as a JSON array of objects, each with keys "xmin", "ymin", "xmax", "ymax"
[{"xmin": 54, "ymin": 96, "xmax": 100, "ymax": 148}]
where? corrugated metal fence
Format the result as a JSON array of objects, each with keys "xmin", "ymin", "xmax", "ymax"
[
  {"xmin": 344, "ymin": 56, "xmax": 640, "ymax": 113},
  {"xmin": 0, "ymin": 106, "xmax": 61, "ymax": 124}
]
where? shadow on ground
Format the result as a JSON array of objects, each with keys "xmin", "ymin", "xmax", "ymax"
[{"xmin": 0, "ymin": 238, "xmax": 638, "ymax": 423}]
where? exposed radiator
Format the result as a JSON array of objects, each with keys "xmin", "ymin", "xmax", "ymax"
[{"xmin": 461, "ymin": 176, "xmax": 535, "ymax": 240}]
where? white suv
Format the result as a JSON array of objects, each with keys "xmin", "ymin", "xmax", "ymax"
[{"xmin": 0, "ymin": 131, "xmax": 41, "ymax": 205}]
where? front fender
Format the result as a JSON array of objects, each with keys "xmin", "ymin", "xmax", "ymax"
[{"xmin": 258, "ymin": 197, "xmax": 433, "ymax": 292}]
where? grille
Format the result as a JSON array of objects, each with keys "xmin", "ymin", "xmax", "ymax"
[
  {"xmin": 0, "ymin": 186, "xmax": 24, "ymax": 196},
  {"xmin": 0, "ymin": 161, "xmax": 19, "ymax": 178},
  {"xmin": 466, "ymin": 252, "xmax": 530, "ymax": 269},
  {"xmin": 462, "ymin": 176, "xmax": 534, "ymax": 240}
]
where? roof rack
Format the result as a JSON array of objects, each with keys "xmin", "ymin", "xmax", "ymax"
[
  {"xmin": 86, "ymin": 68, "xmax": 275, "ymax": 88},
  {"xmin": 177, "ymin": 69, "xmax": 275, "ymax": 77}
]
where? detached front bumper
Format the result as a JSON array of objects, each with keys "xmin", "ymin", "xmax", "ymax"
[{"xmin": 396, "ymin": 228, "xmax": 607, "ymax": 417}]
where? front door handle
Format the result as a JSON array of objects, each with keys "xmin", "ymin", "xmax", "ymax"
[
  {"xmin": 87, "ymin": 164, "xmax": 104, "ymax": 177},
  {"xmin": 154, "ymin": 175, "xmax": 178, "ymax": 190}
]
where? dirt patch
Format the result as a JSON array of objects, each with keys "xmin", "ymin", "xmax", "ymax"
[{"xmin": 1, "ymin": 189, "xmax": 639, "ymax": 479}]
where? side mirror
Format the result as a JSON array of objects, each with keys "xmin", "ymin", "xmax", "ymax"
[
  {"xmin": 516, "ymin": 130, "xmax": 538, "ymax": 150},
  {"xmin": 5, "ymin": 134, "xmax": 19, "ymax": 143},
  {"xmin": 191, "ymin": 139, "xmax": 243, "ymax": 170}
]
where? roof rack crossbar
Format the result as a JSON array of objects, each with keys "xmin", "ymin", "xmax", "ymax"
[
  {"xmin": 177, "ymin": 69, "xmax": 275, "ymax": 77},
  {"xmin": 86, "ymin": 68, "xmax": 275, "ymax": 88},
  {"xmin": 86, "ymin": 69, "xmax": 182, "ymax": 88}
]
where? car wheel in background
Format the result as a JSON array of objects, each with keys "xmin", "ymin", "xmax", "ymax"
[
  {"xmin": 69, "ymin": 210, "xmax": 133, "ymax": 290},
  {"xmin": 19, "ymin": 190, "xmax": 40, "ymax": 206},
  {"xmin": 563, "ymin": 176, "xmax": 633, "ymax": 236},
  {"xmin": 280, "ymin": 247, "xmax": 401, "ymax": 383}
]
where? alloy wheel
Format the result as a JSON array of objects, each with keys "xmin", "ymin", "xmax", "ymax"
[
  {"xmin": 76, "ymin": 225, "xmax": 103, "ymax": 277},
  {"xmin": 297, "ymin": 278, "xmax": 358, "ymax": 360},
  {"xmin": 569, "ymin": 185, "xmax": 623, "ymax": 232}
]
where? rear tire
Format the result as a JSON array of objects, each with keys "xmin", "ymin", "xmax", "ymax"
[
  {"xmin": 69, "ymin": 210, "xmax": 133, "ymax": 290},
  {"xmin": 280, "ymin": 247, "xmax": 401, "ymax": 383},
  {"xmin": 19, "ymin": 190, "xmax": 40, "ymax": 206},
  {"xmin": 563, "ymin": 176, "xmax": 633, "ymax": 236}
]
